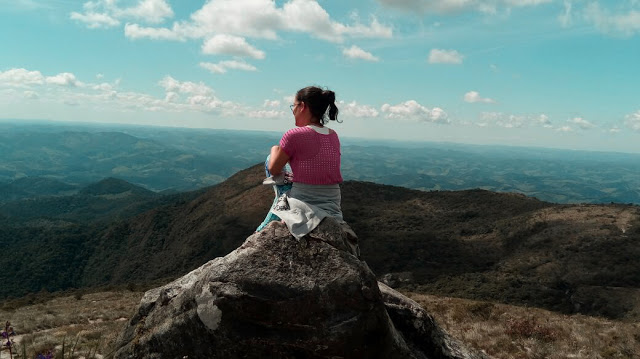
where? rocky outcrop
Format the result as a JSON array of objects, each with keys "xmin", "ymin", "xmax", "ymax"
[{"xmin": 113, "ymin": 218, "xmax": 487, "ymax": 359}]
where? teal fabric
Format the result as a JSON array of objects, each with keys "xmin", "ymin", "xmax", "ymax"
[{"xmin": 256, "ymin": 155, "xmax": 292, "ymax": 232}]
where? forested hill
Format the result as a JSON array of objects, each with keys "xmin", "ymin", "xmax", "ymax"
[
  {"xmin": 1, "ymin": 163, "xmax": 639, "ymax": 321},
  {"xmin": 0, "ymin": 125, "xmax": 279, "ymax": 192}
]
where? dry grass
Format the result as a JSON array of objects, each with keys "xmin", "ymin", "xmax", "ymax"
[
  {"xmin": 0, "ymin": 291, "xmax": 143, "ymax": 359},
  {"xmin": 2, "ymin": 289, "xmax": 639, "ymax": 358},
  {"xmin": 404, "ymin": 291, "xmax": 640, "ymax": 359}
]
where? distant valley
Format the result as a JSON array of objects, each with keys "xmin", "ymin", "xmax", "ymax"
[{"xmin": 1, "ymin": 121, "xmax": 639, "ymax": 205}]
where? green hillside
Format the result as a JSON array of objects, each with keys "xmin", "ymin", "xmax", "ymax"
[{"xmin": 1, "ymin": 164, "xmax": 639, "ymax": 321}]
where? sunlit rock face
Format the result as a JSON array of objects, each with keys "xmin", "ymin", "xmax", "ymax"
[{"xmin": 113, "ymin": 218, "xmax": 486, "ymax": 359}]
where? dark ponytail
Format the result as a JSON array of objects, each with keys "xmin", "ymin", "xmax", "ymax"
[
  {"xmin": 324, "ymin": 90, "xmax": 340, "ymax": 124},
  {"xmin": 296, "ymin": 86, "xmax": 341, "ymax": 125}
]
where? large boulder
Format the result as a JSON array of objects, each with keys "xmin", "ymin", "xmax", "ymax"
[{"xmin": 113, "ymin": 218, "xmax": 487, "ymax": 359}]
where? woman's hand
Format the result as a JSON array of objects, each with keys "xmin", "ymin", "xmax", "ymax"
[{"xmin": 268, "ymin": 145, "xmax": 290, "ymax": 175}]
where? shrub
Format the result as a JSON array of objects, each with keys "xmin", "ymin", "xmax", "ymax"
[
  {"xmin": 468, "ymin": 302, "xmax": 495, "ymax": 320},
  {"xmin": 505, "ymin": 317, "xmax": 558, "ymax": 342}
]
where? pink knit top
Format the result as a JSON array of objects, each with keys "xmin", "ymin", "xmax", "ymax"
[{"xmin": 279, "ymin": 126, "xmax": 343, "ymax": 185}]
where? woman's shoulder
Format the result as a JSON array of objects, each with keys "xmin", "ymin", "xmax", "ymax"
[
  {"xmin": 283, "ymin": 126, "xmax": 315, "ymax": 137},
  {"xmin": 281, "ymin": 127, "xmax": 315, "ymax": 147}
]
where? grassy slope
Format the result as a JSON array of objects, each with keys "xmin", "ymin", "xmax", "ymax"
[
  {"xmin": 342, "ymin": 180, "xmax": 640, "ymax": 320},
  {"xmin": 1, "ymin": 290, "xmax": 637, "ymax": 359},
  {"xmin": 406, "ymin": 292, "xmax": 640, "ymax": 359}
]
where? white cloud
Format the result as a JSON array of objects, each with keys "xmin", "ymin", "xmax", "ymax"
[
  {"xmin": 376, "ymin": 0, "xmax": 552, "ymax": 14},
  {"xmin": 381, "ymin": 100, "xmax": 449, "ymax": 123},
  {"xmin": 536, "ymin": 114, "xmax": 553, "ymax": 128},
  {"xmin": 124, "ymin": 23, "xmax": 184, "ymax": 40},
  {"xmin": 584, "ymin": 2, "xmax": 640, "ymax": 36},
  {"xmin": 263, "ymin": 99, "xmax": 281, "ymax": 107},
  {"xmin": 189, "ymin": 0, "xmax": 284, "ymax": 40},
  {"xmin": 478, "ymin": 111, "xmax": 501, "ymax": 126},
  {"xmin": 247, "ymin": 109, "xmax": 284, "ymax": 119},
  {"xmin": 186, "ymin": 95, "xmax": 223, "ymax": 111},
  {"xmin": 339, "ymin": 101, "xmax": 379, "ymax": 118},
  {"xmin": 122, "ymin": 0, "xmax": 391, "ymax": 44},
  {"xmin": 496, "ymin": 114, "xmax": 525, "ymax": 128},
  {"xmin": 283, "ymin": 94, "xmax": 295, "ymax": 104},
  {"xmin": 609, "ymin": 126, "xmax": 621, "ymax": 133},
  {"xmin": 0, "ymin": 67, "xmax": 273, "ymax": 118},
  {"xmin": 159, "ymin": 76, "xmax": 214, "ymax": 96},
  {"xmin": 342, "ymin": 45, "xmax": 379, "ymax": 62},
  {"xmin": 92, "ymin": 82, "xmax": 115, "ymax": 91},
  {"xmin": 71, "ymin": 0, "xmax": 173, "ymax": 29},
  {"xmin": 430, "ymin": 107, "xmax": 448, "ymax": 123},
  {"xmin": 218, "ymin": 60, "xmax": 257, "ymax": 72},
  {"xmin": 200, "ymin": 60, "xmax": 258, "ymax": 74},
  {"xmin": 201, "ymin": 34, "xmax": 266, "ymax": 59},
  {"xmin": 625, "ymin": 110, "xmax": 640, "ymax": 131},
  {"xmin": 428, "ymin": 49, "xmax": 463, "ymax": 64},
  {"xmin": 165, "ymin": 91, "xmax": 179, "ymax": 103},
  {"xmin": 558, "ymin": 0, "xmax": 573, "ymax": 27},
  {"xmin": 0, "ymin": 68, "xmax": 45, "ymax": 86},
  {"xmin": 556, "ymin": 125, "xmax": 573, "ymax": 132},
  {"xmin": 479, "ymin": 112, "xmax": 552, "ymax": 128},
  {"xmin": 24, "ymin": 90, "xmax": 39, "ymax": 99},
  {"xmin": 46, "ymin": 73, "xmax": 81, "ymax": 87},
  {"xmin": 568, "ymin": 116, "xmax": 594, "ymax": 129},
  {"xmin": 104, "ymin": 90, "xmax": 118, "ymax": 101},
  {"xmin": 340, "ymin": 17, "xmax": 392, "ymax": 39},
  {"xmin": 0, "ymin": 68, "xmax": 84, "ymax": 88},
  {"xmin": 155, "ymin": 76, "xmax": 247, "ymax": 113},
  {"xmin": 70, "ymin": 11, "xmax": 120, "ymax": 29},
  {"xmin": 117, "ymin": 0, "xmax": 173, "ymax": 24},
  {"xmin": 479, "ymin": 112, "xmax": 497, "ymax": 121},
  {"xmin": 464, "ymin": 91, "xmax": 496, "ymax": 103},
  {"xmin": 281, "ymin": 0, "xmax": 391, "ymax": 42}
]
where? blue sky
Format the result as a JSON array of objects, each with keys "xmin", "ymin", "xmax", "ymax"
[{"xmin": 1, "ymin": 0, "xmax": 640, "ymax": 153}]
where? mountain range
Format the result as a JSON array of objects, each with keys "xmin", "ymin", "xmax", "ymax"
[
  {"xmin": 1, "ymin": 163, "xmax": 638, "ymax": 322},
  {"xmin": 2, "ymin": 121, "xmax": 640, "ymax": 204}
]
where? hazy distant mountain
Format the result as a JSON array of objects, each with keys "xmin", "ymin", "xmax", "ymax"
[
  {"xmin": 79, "ymin": 177, "xmax": 156, "ymax": 197},
  {"xmin": 0, "ymin": 128, "xmax": 256, "ymax": 191},
  {"xmin": 0, "ymin": 177, "xmax": 78, "ymax": 202},
  {"xmin": 1, "ymin": 164, "xmax": 638, "ymax": 321},
  {"xmin": 0, "ymin": 177, "xmax": 198, "ymax": 224},
  {"xmin": 341, "ymin": 143, "xmax": 640, "ymax": 205},
  {"xmin": 2, "ymin": 121, "xmax": 639, "ymax": 204}
]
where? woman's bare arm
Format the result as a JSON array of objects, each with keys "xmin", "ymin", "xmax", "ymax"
[{"xmin": 268, "ymin": 145, "xmax": 290, "ymax": 175}]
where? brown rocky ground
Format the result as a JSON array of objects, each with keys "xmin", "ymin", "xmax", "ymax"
[{"xmin": 2, "ymin": 289, "xmax": 638, "ymax": 359}]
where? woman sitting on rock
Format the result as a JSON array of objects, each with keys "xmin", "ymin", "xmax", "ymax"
[{"xmin": 256, "ymin": 86, "xmax": 356, "ymax": 253}]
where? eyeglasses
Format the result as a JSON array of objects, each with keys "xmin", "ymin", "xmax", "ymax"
[{"xmin": 290, "ymin": 102, "xmax": 301, "ymax": 113}]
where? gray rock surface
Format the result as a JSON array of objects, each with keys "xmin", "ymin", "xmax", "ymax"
[{"xmin": 113, "ymin": 218, "xmax": 488, "ymax": 359}]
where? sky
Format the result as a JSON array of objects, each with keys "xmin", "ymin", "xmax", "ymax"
[{"xmin": 1, "ymin": 0, "xmax": 640, "ymax": 153}]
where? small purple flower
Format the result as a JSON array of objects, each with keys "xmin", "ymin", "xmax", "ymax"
[
  {"xmin": 1, "ymin": 332, "xmax": 7, "ymax": 338},
  {"xmin": 36, "ymin": 350, "xmax": 54, "ymax": 359}
]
